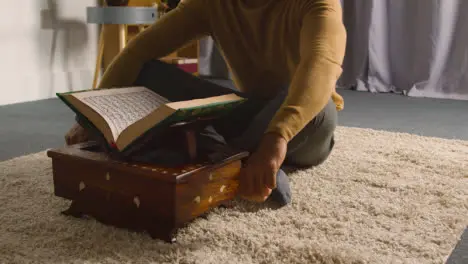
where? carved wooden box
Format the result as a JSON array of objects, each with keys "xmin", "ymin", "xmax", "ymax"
[{"xmin": 47, "ymin": 142, "xmax": 248, "ymax": 242}]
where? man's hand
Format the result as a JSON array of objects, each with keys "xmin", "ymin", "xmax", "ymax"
[
  {"xmin": 238, "ymin": 133, "xmax": 287, "ymax": 202},
  {"xmin": 65, "ymin": 123, "xmax": 89, "ymax": 146}
]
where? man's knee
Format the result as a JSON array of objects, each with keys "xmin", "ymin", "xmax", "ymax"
[
  {"xmin": 287, "ymin": 134, "xmax": 335, "ymax": 168},
  {"xmin": 320, "ymin": 98, "xmax": 338, "ymax": 132},
  {"xmin": 285, "ymin": 100, "xmax": 337, "ymax": 167}
]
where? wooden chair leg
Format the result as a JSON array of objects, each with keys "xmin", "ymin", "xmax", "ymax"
[
  {"xmin": 93, "ymin": 25, "xmax": 105, "ymax": 89},
  {"xmin": 118, "ymin": 24, "xmax": 127, "ymax": 52}
]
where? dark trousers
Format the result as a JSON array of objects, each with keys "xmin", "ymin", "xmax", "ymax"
[{"xmin": 134, "ymin": 60, "xmax": 337, "ymax": 167}]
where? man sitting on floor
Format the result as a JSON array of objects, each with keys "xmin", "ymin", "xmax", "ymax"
[{"xmin": 65, "ymin": 0, "xmax": 347, "ymax": 206}]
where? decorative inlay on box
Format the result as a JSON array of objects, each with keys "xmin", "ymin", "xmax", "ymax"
[{"xmin": 47, "ymin": 142, "xmax": 248, "ymax": 243}]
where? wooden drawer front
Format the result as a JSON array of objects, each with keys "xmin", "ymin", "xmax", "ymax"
[{"xmin": 52, "ymin": 157, "xmax": 176, "ymax": 218}]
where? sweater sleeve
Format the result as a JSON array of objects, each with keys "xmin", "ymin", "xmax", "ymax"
[
  {"xmin": 265, "ymin": 3, "xmax": 347, "ymax": 142},
  {"xmin": 97, "ymin": 0, "xmax": 209, "ymax": 89}
]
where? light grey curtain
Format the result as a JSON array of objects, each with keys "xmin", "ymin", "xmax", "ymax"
[{"xmin": 199, "ymin": 0, "xmax": 468, "ymax": 100}]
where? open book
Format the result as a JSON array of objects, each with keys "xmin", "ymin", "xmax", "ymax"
[{"xmin": 57, "ymin": 86, "xmax": 245, "ymax": 153}]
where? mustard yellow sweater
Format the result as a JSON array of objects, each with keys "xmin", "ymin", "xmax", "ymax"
[{"xmin": 98, "ymin": 0, "xmax": 347, "ymax": 142}]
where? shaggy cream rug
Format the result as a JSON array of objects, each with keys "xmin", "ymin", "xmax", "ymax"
[{"xmin": 0, "ymin": 126, "xmax": 467, "ymax": 264}]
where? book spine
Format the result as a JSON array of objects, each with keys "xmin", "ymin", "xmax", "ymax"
[
  {"xmin": 161, "ymin": 57, "xmax": 198, "ymax": 74},
  {"xmin": 177, "ymin": 63, "xmax": 198, "ymax": 74}
]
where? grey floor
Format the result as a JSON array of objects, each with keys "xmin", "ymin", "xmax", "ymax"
[{"xmin": 0, "ymin": 83, "xmax": 467, "ymax": 262}]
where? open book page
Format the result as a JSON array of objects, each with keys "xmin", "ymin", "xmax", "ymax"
[
  {"xmin": 115, "ymin": 93, "xmax": 245, "ymax": 151},
  {"xmin": 72, "ymin": 87, "xmax": 170, "ymax": 140}
]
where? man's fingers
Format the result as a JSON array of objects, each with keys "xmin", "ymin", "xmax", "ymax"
[
  {"xmin": 264, "ymin": 161, "xmax": 277, "ymax": 189},
  {"xmin": 256, "ymin": 166, "xmax": 274, "ymax": 199},
  {"xmin": 243, "ymin": 167, "xmax": 254, "ymax": 196},
  {"xmin": 238, "ymin": 150, "xmax": 282, "ymax": 202},
  {"xmin": 66, "ymin": 134, "xmax": 78, "ymax": 146},
  {"xmin": 64, "ymin": 123, "xmax": 90, "ymax": 146},
  {"xmin": 254, "ymin": 166, "xmax": 264, "ymax": 196},
  {"xmin": 66, "ymin": 135, "xmax": 74, "ymax": 145},
  {"xmin": 264, "ymin": 173, "xmax": 277, "ymax": 190},
  {"xmin": 263, "ymin": 188, "xmax": 272, "ymax": 201}
]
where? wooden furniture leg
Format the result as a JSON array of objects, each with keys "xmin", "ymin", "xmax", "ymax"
[
  {"xmin": 119, "ymin": 24, "xmax": 127, "ymax": 51},
  {"xmin": 93, "ymin": 25, "xmax": 106, "ymax": 89},
  {"xmin": 92, "ymin": 23, "xmax": 127, "ymax": 89}
]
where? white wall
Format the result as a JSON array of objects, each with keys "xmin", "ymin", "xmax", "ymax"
[{"xmin": 0, "ymin": 0, "xmax": 98, "ymax": 106}]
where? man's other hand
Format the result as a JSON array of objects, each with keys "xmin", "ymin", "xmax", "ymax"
[
  {"xmin": 239, "ymin": 133, "xmax": 287, "ymax": 202},
  {"xmin": 65, "ymin": 123, "xmax": 89, "ymax": 145}
]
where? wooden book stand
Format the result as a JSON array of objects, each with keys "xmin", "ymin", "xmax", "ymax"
[{"xmin": 47, "ymin": 123, "xmax": 248, "ymax": 243}]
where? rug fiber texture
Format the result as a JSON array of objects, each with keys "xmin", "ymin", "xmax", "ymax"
[{"xmin": 1, "ymin": 126, "xmax": 467, "ymax": 264}]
